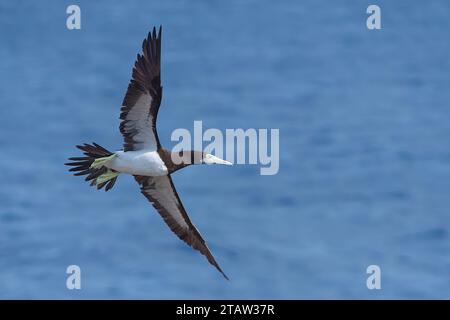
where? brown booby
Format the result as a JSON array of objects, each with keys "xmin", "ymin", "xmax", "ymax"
[{"xmin": 65, "ymin": 26, "xmax": 232, "ymax": 280}]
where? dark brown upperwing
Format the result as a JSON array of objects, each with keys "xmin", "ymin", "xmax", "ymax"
[{"xmin": 120, "ymin": 26, "xmax": 163, "ymax": 152}]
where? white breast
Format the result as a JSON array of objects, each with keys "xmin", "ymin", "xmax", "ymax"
[{"xmin": 106, "ymin": 150, "xmax": 168, "ymax": 176}]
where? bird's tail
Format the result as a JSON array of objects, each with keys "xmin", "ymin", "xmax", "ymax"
[{"xmin": 65, "ymin": 143, "xmax": 120, "ymax": 192}]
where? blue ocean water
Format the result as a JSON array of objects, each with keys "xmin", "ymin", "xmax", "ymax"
[{"xmin": 1, "ymin": 0, "xmax": 450, "ymax": 299}]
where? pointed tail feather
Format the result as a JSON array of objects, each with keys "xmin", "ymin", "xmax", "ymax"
[{"xmin": 65, "ymin": 143, "xmax": 119, "ymax": 192}]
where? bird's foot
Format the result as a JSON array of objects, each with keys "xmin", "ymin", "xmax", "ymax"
[
  {"xmin": 90, "ymin": 153, "xmax": 117, "ymax": 169},
  {"xmin": 95, "ymin": 170, "xmax": 120, "ymax": 185}
]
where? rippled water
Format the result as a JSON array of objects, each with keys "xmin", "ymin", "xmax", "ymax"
[{"xmin": 1, "ymin": 0, "xmax": 450, "ymax": 299}]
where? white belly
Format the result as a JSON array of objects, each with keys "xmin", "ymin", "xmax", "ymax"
[{"xmin": 106, "ymin": 150, "xmax": 168, "ymax": 176}]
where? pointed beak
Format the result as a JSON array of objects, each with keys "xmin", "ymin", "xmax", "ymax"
[
  {"xmin": 204, "ymin": 154, "xmax": 233, "ymax": 165},
  {"xmin": 219, "ymin": 159, "xmax": 233, "ymax": 166}
]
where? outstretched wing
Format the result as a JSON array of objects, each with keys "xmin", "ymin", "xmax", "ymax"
[
  {"xmin": 120, "ymin": 26, "xmax": 163, "ymax": 152},
  {"xmin": 134, "ymin": 175, "xmax": 229, "ymax": 280}
]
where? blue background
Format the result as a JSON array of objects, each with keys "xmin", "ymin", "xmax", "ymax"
[{"xmin": 1, "ymin": 0, "xmax": 450, "ymax": 299}]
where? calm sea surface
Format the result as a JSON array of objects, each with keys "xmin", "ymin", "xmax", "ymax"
[{"xmin": 1, "ymin": 0, "xmax": 450, "ymax": 298}]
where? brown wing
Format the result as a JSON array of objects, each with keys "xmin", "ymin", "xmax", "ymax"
[
  {"xmin": 120, "ymin": 26, "xmax": 163, "ymax": 152},
  {"xmin": 134, "ymin": 175, "xmax": 228, "ymax": 280}
]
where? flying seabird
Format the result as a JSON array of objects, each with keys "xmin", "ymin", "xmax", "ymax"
[{"xmin": 65, "ymin": 26, "xmax": 232, "ymax": 280}]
